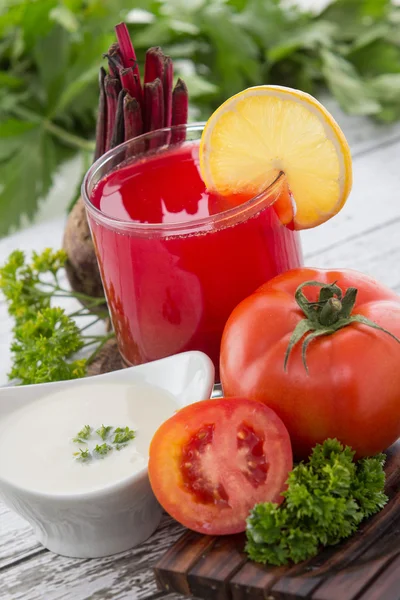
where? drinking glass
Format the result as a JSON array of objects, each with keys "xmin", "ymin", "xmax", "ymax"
[{"xmin": 82, "ymin": 123, "xmax": 303, "ymax": 380}]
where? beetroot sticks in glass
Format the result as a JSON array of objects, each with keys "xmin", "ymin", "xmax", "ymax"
[{"xmin": 96, "ymin": 22, "xmax": 189, "ymax": 158}]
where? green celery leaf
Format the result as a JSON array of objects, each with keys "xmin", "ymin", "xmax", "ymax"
[
  {"xmin": 366, "ymin": 73, "xmax": 400, "ymax": 122},
  {"xmin": 0, "ymin": 71, "xmax": 23, "ymax": 88},
  {"xmin": 346, "ymin": 23, "xmax": 389, "ymax": 53},
  {"xmin": 0, "ymin": 127, "xmax": 61, "ymax": 235},
  {"xmin": 130, "ymin": 21, "xmax": 172, "ymax": 49},
  {"xmin": 368, "ymin": 73, "xmax": 400, "ymax": 103},
  {"xmin": 235, "ymin": 0, "xmax": 306, "ymax": 47},
  {"xmin": 0, "ymin": 0, "xmax": 59, "ymax": 55},
  {"xmin": 320, "ymin": 49, "xmax": 381, "ymax": 116},
  {"xmin": 200, "ymin": 4, "xmax": 261, "ymax": 99},
  {"xmin": 374, "ymin": 105, "xmax": 400, "ymax": 123},
  {"xmin": 349, "ymin": 41, "xmax": 400, "ymax": 77},
  {"xmin": 0, "ymin": 119, "xmax": 36, "ymax": 161},
  {"xmin": 52, "ymin": 63, "xmax": 100, "ymax": 117},
  {"xmin": 50, "ymin": 32, "xmax": 113, "ymax": 122},
  {"xmin": 321, "ymin": 0, "xmax": 390, "ymax": 35},
  {"xmin": 268, "ymin": 20, "xmax": 336, "ymax": 64},
  {"xmin": 33, "ymin": 23, "xmax": 70, "ymax": 115},
  {"xmin": 175, "ymin": 70, "xmax": 218, "ymax": 99},
  {"xmin": 49, "ymin": 5, "xmax": 79, "ymax": 33}
]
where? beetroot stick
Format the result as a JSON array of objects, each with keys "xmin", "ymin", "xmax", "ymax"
[
  {"xmin": 144, "ymin": 78, "xmax": 164, "ymax": 132},
  {"xmin": 104, "ymin": 76, "xmax": 121, "ymax": 151},
  {"xmin": 115, "ymin": 22, "xmax": 143, "ymax": 106},
  {"xmin": 94, "ymin": 67, "xmax": 107, "ymax": 160},
  {"xmin": 104, "ymin": 42, "xmax": 123, "ymax": 79},
  {"xmin": 163, "ymin": 56, "xmax": 173, "ymax": 127},
  {"xmin": 120, "ymin": 67, "xmax": 137, "ymax": 98},
  {"xmin": 110, "ymin": 89, "xmax": 126, "ymax": 149},
  {"xmin": 144, "ymin": 47, "xmax": 164, "ymax": 84},
  {"xmin": 124, "ymin": 95, "xmax": 143, "ymax": 140},
  {"xmin": 172, "ymin": 78, "xmax": 189, "ymax": 126},
  {"xmin": 171, "ymin": 78, "xmax": 188, "ymax": 143}
]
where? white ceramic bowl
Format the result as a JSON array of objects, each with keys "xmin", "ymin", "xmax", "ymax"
[{"xmin": 0, "ymin": 351, "xmax": 214, "ymax": 558}]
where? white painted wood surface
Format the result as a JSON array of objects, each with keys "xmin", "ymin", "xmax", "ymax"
[{"xmin": 1, "ymin": 103, "xmax": 400, "ymax": 599}]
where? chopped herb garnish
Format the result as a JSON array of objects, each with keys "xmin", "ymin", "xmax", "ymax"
[
  {"xmin": 94, "ymin": 443, "xmax": 112, "ymax": 457},
  {"xmin": 73, "ymin": 425, "xmax": 92, "ymax": 444},
  {"xmin": 72, "ymin": 424, "xmax": 136, "ymax": 462},
  {"xmin": 74, "ymin": 448, "xmax": 90, "ymax": 461},
  {"xmin": 113, "ymin": 426, "xmax": 136, "ymax": 445},
  {"xmin": 96, "ymin": 424, "xmax": 112, "ymax": 441}
]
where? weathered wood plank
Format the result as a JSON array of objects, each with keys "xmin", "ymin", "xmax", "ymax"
[
  {"xmin": 187, "ymin": 534, "xmax": 247, "ymax": 600},
  {"xmin": 301, "ymin": 138, "xmax": 400, "ymax": 258},
  {"xmin": 318, "ymin": 95, "xmax": 400, "ymax": 158},
  {"xmin": 0, "ymin": 515, "xmax": 185, "ymax": 600},
  {"xmin": 155, "ymin": 531, "xmax": 215, "ymax": 596},
  {"xmin": 0, "ymin": 502, "xmax": 42, "ymax": 569},
  {"xmin": 303, "ymin": 217, "xmax": 400, "ymax": 292},
  {"xmin": 357, "ymin": 553, "xmax": 400, "ymax": 600}
]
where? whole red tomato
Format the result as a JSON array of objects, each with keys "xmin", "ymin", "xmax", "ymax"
[{"xmin": 220, "ymin": 268, "xmax": 400, "ymax": 459}]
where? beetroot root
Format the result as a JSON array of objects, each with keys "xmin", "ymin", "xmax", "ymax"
[
  {"xmin": 62, "ymin": 197, "xmax": 106, "ymax": 308},
  {"xmin": 86, "ymin": 338, "xmax": 125, "ymax": 376}
]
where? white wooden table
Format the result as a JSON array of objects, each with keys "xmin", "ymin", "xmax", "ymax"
[{"xmin": 1, "ymin": 99, "xmax": 400, "ymax": 599}]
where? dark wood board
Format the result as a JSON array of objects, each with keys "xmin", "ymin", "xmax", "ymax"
[{"xmin": 154, "ymin": 441, "xmax": 400, "ymax": 600}]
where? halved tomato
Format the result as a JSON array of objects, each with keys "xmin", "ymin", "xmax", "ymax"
[{"xmin": 148, "ymin": 397, "xmax": 292, "ymax": 535}]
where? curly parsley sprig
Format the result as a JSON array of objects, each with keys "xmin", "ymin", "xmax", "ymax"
[
  {"xmin": 246, "ymin": 439, "xmax": 388, "ymax": 566},
  {"xmin": 0, "ymin": 249, "xmax": 113, "ymax": 385}
]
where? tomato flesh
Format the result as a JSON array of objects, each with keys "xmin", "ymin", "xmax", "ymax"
[
  {"xmin": 148, "ymin": 397, "xmax": 293, "ymax": 535},
  {"xmin": 180, "ymin": 423, "xmax": 230, "ymax": 506},
  {"xmin": 237, "ymin": 423, "xmax": 269, "ymax": 486}
]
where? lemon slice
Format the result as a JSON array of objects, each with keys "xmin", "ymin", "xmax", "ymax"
[{"xmin": 199, "ymin": 85, "xmax": 352, "ymax": 230}]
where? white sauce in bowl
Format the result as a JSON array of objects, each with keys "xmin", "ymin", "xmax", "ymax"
[{"xmin": 0, "ymin": 382, "xmax": 179, "ymax": 495}]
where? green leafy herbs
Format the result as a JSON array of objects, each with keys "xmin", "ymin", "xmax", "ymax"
[
  {"xmin": 246, "ymin": 439, "xmax": 388, "ymax": 566},
  {"xmin": 0, "ymin": 248, "xmax": 112, "ymax": 385},
  {"xmin": 96, "ymin": 424, "xmax": 112, "ymax": 441},
  {"xmin": 73, "ymin": 424, "xmax": 136, "ymax": 462},
  {"xmin": 113, "ymin": 426, "xmax": 136, "ymax": 445},
  {"xmin": 73, "ymin": 425, "xmax": 92, "ymax": 444},
  {"xmin": 1, "ymin": 1, "xmax": 400, "ymax": 234},
  {"xmin": 74, "ymin": 447, "xmax": 90, "ymax": 461},
  {"xmin": 94, "ymin": 442, "xmax": 113, "ymax": 456}
]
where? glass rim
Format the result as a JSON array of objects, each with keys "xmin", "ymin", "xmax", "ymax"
[{"xmin": 81, "ymin": 122, "xmax": 285, "ymax": 234}]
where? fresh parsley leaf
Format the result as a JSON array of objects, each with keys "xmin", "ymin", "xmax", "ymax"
[
  {"xmin": 73, "ymin": 425, "xmax": 92, "ymax": 443},
  {"xmin": 9, "ymin": 306, "xmax": 86, "ymax": 384},
  {"xmin": 0, "ymin": 248, "xmax": 111, "ymax": 384},
  {"xmin": 113, "ymin": 426, "xmax": 136, "ymax": 445},
  {"xmin": 96, "ymin": 425, "xmax": 112, "ymax": 441},
  {"xmin": 246, "ymin": 439, "xmax": 388, "ymax": 566},
  {"xmin": 74, "ymin": 447, "xmax": 90, "ymax": 461},
  {"xmin": 94, "ymin": 443, "xmax": 113, "ymax": 457}
]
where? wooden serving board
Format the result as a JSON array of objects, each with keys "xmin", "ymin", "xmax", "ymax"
[{"xmin": 154, "ymin": 441, "xmax": 400, "ymax": 600}]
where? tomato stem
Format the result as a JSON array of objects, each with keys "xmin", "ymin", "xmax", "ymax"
[
  {"xmin": 319, "ymin": 297, "xmax": 342, "ymax": 326},
  {"xmin": 284, "ymin": 280, "xmax": 400, "ymax": 374}
]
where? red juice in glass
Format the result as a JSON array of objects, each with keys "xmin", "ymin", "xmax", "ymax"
[{"xmin": 83, "ymin": 125, "xmax": 303, "ymax": 378}]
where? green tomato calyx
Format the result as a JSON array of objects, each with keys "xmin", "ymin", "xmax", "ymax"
[{"xmin": 284, "ymin": 280, "xmax": 400, "ymax": 373}]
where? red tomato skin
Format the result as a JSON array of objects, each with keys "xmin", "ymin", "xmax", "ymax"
[
  {"xmin": 148, "ymin": 397, "xmax": 292, "ymax": 535},
  {"xmin": 220, "ymin": 268, "xmax": 400, "ymax": 460}
]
